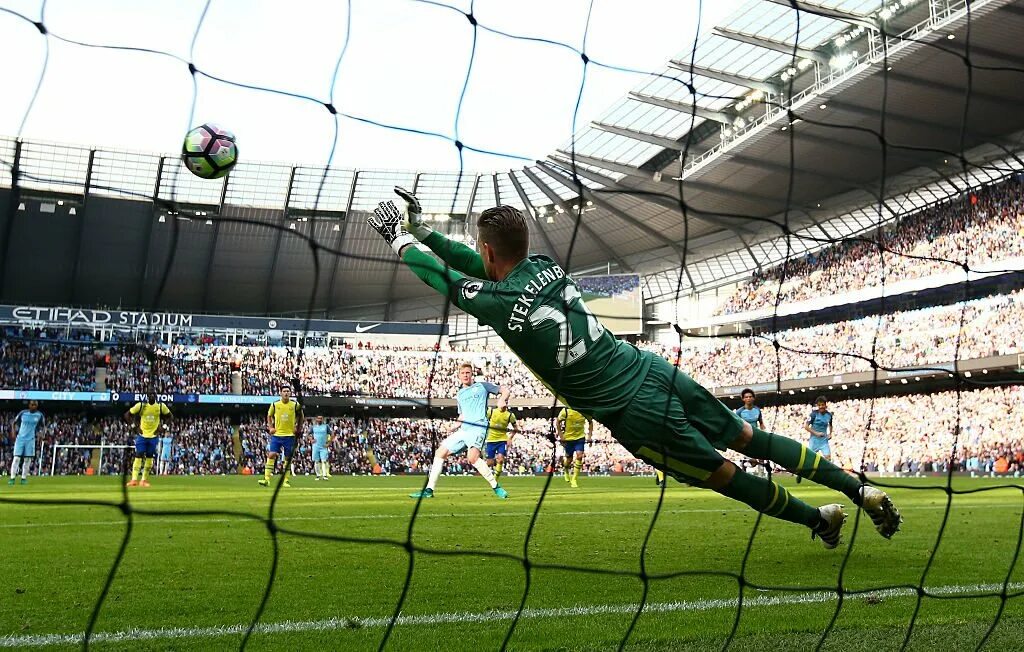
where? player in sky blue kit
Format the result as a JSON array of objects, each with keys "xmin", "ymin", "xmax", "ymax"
[
  {"xmin": 9, "ymin": 400, "xmax": 44, "ymax": 485},
  {"xmin": 159, "ymin": 433, "xmax": 174, "ymax": 475},
  {"xmin": 311, "ymin": 415, "xmax": 332, "ymax": 481},
  {"xmin": 735, "ymin": 389, "xmax": 766, "ymax": 430},
  {"xmin": 410, "ymin": 362, "xmax": 511, "ymax": 499},
  {"xmin": 805, "ymin": 396, "xmax": 834, "ymax": 461}
]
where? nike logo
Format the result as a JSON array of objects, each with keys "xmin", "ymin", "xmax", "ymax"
[{"xmin": 354, "ymin": 323, "xmax": 382, "ymax": 333}]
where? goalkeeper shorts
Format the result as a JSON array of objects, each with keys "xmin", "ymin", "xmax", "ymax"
[{"xmin": 604, "ymin": 354, "xmax": 745, "ymax": 485}]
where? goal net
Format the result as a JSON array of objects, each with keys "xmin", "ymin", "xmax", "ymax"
[{"xmin": 49, "ymin": 443, "xmax": 133, "ymax": 477}]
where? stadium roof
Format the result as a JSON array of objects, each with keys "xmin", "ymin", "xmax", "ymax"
[{"xmin": 2, "ymin": 0, "xmax": 1024, "ymax": 322}]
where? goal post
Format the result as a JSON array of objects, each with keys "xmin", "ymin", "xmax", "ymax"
[{"xmin": 50, "ymin": 443, "xmax": 133, "ymax": 477}]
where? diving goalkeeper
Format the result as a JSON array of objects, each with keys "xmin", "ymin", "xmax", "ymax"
[{"xmin": 368, "ymin": 188, "xmax": 901, "ymax": 549}]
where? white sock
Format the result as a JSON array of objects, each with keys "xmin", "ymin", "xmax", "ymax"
[
  {"xmin": 427, "ymin": 456, "xmax": 445, "ymax": 490},
  {"xmin": 21, "ymin": 458, "xmax": 29, "ymax": 479},
  {"xmin": 318, "ymin": 461, "xmax": 324, "ymax": 477},
  {"xmin": 472, "ymin": 458, "xmax": 498, "ymax": 489},
  {"xmin": 9, "ymin": 457, "xmax": 19, "ymax": 479}
]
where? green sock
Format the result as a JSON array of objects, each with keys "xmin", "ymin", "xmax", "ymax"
[
  {"xmin": 131, "ymin": 458, "xmax": 142, "ymax": 482},
  {"xmin": 718, "ymin": 469, "xmax": 822, "ymax": 529},
  {"xmin": 572, "ymin": 460, "xmax": 582, "ymax": 481},
  {"xmin": 142, "ymin": 458, "xmax": 153, "ymax": 481},
  {"xmin": 264, "ymin": 458, "xmax": 275, "ymax": 480},
  {"xmin": 745, "ymin": 427, "xmax": 862, "ymax": 504},
  {"xmin": 562, "ymin": 458, "xmax": 570, "ymax": 477},
  {"xmin": 494, "ymin": 461, "xmax": 503, "ymax": 480}
]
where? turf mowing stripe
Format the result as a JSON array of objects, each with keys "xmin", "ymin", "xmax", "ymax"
[
  {"xmin": 2, "ymin": 581, "xmax": 1021, "ymax": 648},
  {"xmin": 0, "ymin": 502, "xmax": 990, "ymax": 529},
  {"xmin": 0, "ymin": 508, "xmax": 750, "ymax": 528}
]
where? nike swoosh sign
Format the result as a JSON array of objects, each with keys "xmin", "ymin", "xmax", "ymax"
[{"xmin": 355, "ymin": 323, "xmax": 382, "ymax": 333}]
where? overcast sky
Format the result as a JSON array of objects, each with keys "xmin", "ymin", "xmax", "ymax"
[{"xmin": 0, "ymin": 0, "xmax": 741, "ymax": 172}]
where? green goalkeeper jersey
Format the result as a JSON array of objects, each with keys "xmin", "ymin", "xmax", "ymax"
[{"xmin": 401, "ymin": 232, "xmax": 651, "ymax": 420}]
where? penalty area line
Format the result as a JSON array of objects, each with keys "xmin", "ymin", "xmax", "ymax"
[{"xmin": 2, "ymin": 580, "xmax": 1022, "ymax": 648}]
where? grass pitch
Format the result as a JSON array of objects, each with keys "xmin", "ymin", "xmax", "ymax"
[{"xmin": 1, "ymin": 475, "xmax": 1023, "ymax": 651}]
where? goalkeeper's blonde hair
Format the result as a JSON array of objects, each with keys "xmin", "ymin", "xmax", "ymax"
[{"xmin": 478, "ymin": 205, "xmax": 529, "ymax": 260}]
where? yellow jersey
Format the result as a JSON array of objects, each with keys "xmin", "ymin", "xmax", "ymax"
[
  {"xmin": 558, "ymin": 407, "xmax": 590, "ymax": 442},
  {"xmin": 485, "ymin": 407, "xmax": 517, "ymax": 443},
  {"xmin": 268, "ymin": 399, "xmax": 301, "ymax": 436},
  {"xmin": 130, "ymin": 402, "xmax": 171, "ymax": 438}
]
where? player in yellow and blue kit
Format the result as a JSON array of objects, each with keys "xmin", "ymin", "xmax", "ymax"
[
  {"xmin": 370, "ymin": 188, "xmax": 902, "ymax": 548},
  {"xmin": 409, "ymin": 363, "xmax": 510, "ymax": 499},
  {"xmin": 557, "ymin": 407, "xmax": 593, "ymax": 488},
  {"xmin": 311, "ymin": 415, "xmax": 332, "ymax": 481},
  {"xmin": 484, "ymin": 406, "xmax": 518, "ymax": 480},
  {"xmin": 124, "ymin": 392, "xmax": 172, "ymax": 487},
  {"xmin": 9, "ymin": 401, "xmax": 44, "ymax": 486},
  {"xmin": 259, "ymin": 385, "xmax": 303, "ymax": 488}
]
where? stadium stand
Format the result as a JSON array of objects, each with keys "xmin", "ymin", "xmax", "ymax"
[
  {"xmin": 717, "ymin": 172, "xmax": 1024, "ymax": 315},
  {"xmin": 5, "ymin": 287, "xmax": 1022, "ymax": 396}
]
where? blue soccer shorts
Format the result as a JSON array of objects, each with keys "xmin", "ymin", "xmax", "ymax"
[
  {"xmin": 484, "ymin": 441, "xmax": 508, "ymax": 460},
  {"xmin": 134, "ymin": 435, "xmax": 158, "ymax": 457},
  {"xmin": 808, "ymin": 435, "xmax": 831, "ymax": 457},
  {"xmin": 563, "ymin": 439, "xmax": 586, "ymax": 456},
  {"xmin": 440, "ymin": 429, "xmax": 484, "ymax": 455},
  {"xmin": 312, "ymin": 444, "xmax": 329, "ymax": 462},
  {"xmin": 268, "ymin": 435, "xmax": 296, "ymax": 457},
  {"xmin": 13, "ymin": 439, "xmax": 35, "ymax": 458}
]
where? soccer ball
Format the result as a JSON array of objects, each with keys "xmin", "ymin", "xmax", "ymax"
[{"xmin": 181, "ymin": 124, "xmax": 238, "ymax": 179}]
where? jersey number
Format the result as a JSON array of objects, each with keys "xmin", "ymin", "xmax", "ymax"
[{"xmin": 528, "ymin": 284, "xmax": 605, "ymax": 367}]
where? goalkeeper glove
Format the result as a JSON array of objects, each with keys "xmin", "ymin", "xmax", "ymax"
[
  {"xmin": 394, "ymin": 186, "xmax": 433, "ymax": 241},
  {"xmin": 369, "ymin": 200, "xmax": 418, "ymax": 256}
]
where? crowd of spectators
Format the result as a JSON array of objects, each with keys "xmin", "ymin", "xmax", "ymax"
[
  {"xmin": 106, "ymin": 344, "xmax": 232, "ymax": 394},
  {"xmin": 638, "ymin": 289, "xmax": 1024, "ymax": 388},
  {"xmin": 3, "ymin": 285, "xmax": 1024, "ymax": 397},
  {"xmin": 5, "ymin": 384, "xmax": 1024, "ymax": 478},
  {"xmin": 718, "ymin": 173, "xmax": 1024, "ymax": 315},
  {"xmin": 758, "ymin": 385, "xmax": 1024, "ymax": 476},
  {"xmin": 236, "ymin": 416, "xmax": 648, "ymax": 477},
  {"xmin": 1, "ymin": 328, "xmax": 96, "ymax": 391},
  {"xmin": 577, "ymin": 275, "xmax": 640, "ymax": 299}
]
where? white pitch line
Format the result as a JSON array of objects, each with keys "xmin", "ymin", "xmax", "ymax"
[{"xmin": 2, "ymin": 580, "xmax": 1021, "ymax": 648}]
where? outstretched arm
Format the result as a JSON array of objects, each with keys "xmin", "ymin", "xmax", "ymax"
[
  {"xmin": 392, "ymin": 186, "xmax": 487, "ymax": 278},
  {"xmin": 368, "ymin": 199, "xmax": 505, "ymax": 325},
  {"xmin": 402, "ymin": 247, "xmax": 472, "ymax": 304},
  {"xmin": 421, "ymin": 231, "xmax": 487, "ymax": 279}
]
